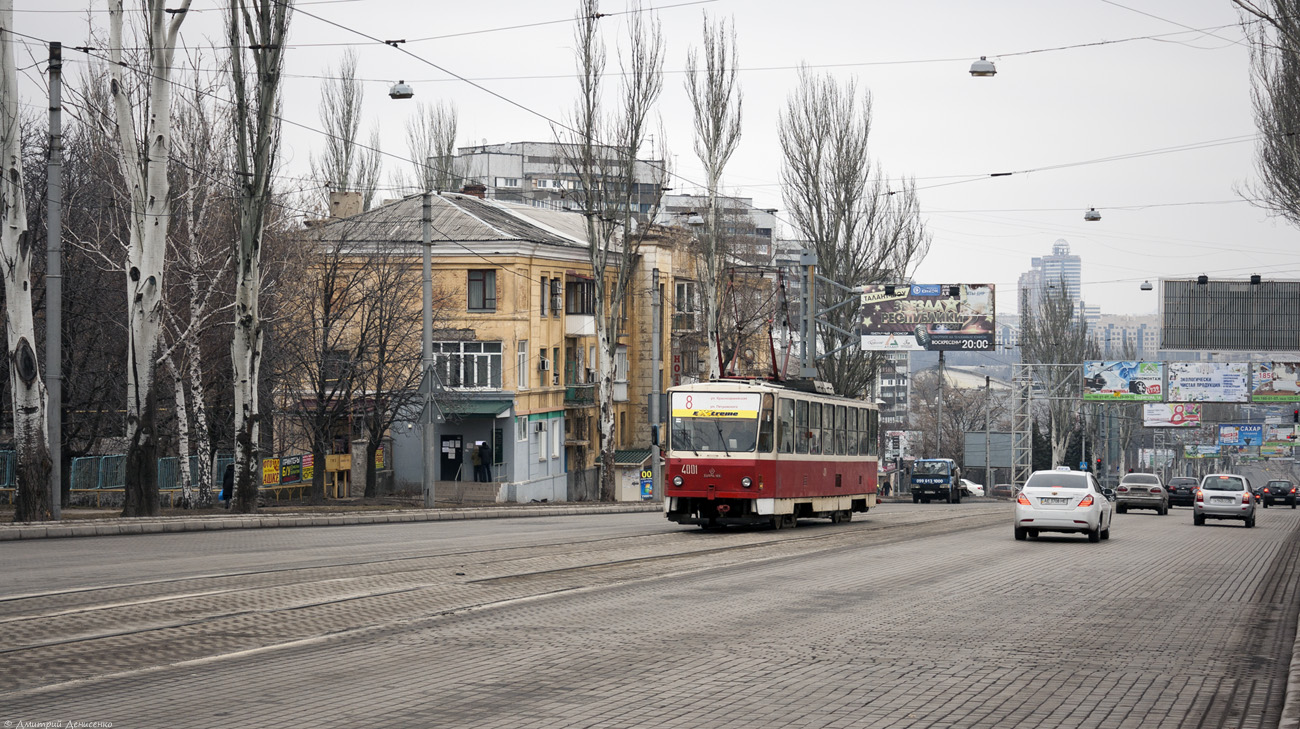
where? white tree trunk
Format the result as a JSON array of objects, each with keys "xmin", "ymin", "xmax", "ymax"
[
  {"xmin": 167, "ymin": 359, "xmax": 193, "ymax": 504},
  {"xmin": 109, "ymin": 0, "xmax": 190, "ymax": 516},
  {"xmin": 231, "ymin": 231, "xmax": 262, "ymax": 508},
  {"xmin": 187, "ymin": 329, "xmax": 212, "ymax": 505},
  {"xmin": 594, "ymin": 303, "xmax": 617, "ymax": 501},
  {"xmin": 0, "ymin": 0, "xmax": 51, "ymax": 520}
]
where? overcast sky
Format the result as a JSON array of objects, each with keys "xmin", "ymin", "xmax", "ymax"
[{"xmin": 13, "ymin": 0, "xmax": 1290, "ymax": 318}]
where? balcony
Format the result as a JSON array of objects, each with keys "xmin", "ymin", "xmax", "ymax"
[
  {"xmin": 564, "ymin": 383, "xmax": 595, "ymax": 408},
  {"xmin": 566, "ymin": 314, "xmax": 595, "ymax": 337}
]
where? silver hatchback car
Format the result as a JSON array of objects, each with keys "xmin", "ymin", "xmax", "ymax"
[
  {"xmin": 1194, "ymin": 473, "xmax": 1256, "ymax": 527},
  {"xmin": 1115, "ymin": 472, "xmax": 1168, "ymax": 515}
]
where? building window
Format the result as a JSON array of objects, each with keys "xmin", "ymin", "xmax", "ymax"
[
  {"xmin": 550, "ymin": 278, "xmax": 563, "ymax": 315},
  {"xmin": 552, "ymin": 347, "xmax": 561, "ymax": 386},
  {"xmin": 537, "ymin": 420, "xmax": 547, "ymax": 461},
  {"xmin": 552, "ymin": 420, "xmax": 562, "ymax": 458},
  {"xmin": 674, "ymin": 281, "xmax": 697, "ymax": 330},
  {"xmin": 495, "ymin": 177, "xmax": 520, "ymax": 188},
  {"xmin": 566, "ymin": 279, "xmax": 595, "ymax": 315},
  {"xmin": 432, "ymin": 341, "xmax": 502, "ymax": 389},
  {"xmin": 516, "ymin": 416, "xmax": 528, "ymax": 442},
  {"xmin": 540, "ymin": 276, "xmax": 548, "ymax": 316},
  {"xmin": 614, "ymin": 345, "xmax": 629, "ymax": 383},
  {"xmin": 468, "ymin": 270, "xmax": 496, "ymax": 311},
  {"xmin": 517, "ymin": 340, "xmax": 529, "ymax": 390}
]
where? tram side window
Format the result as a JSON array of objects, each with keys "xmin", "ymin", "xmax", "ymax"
[
  {"xmin": 809, "ymin": 403, "xmax": 822, "ymax": 455},
  {"xmin": 795, "ymin": 400, "xmax": 809, "ymax": 454},
  {"xmin": 847, "ymin": 408, "xmax": 858, "ymax": 456},
  {"xmin": 867, "ymin": 409, "xmax": 880, "ymax": 456},
  {"xmin": 778, "ymin": 398, "xmax": 795, "ymax": 453},
  {"xmin": 834, "ymin": 405, "xmax": 846, "ymax": 456},
  {"xmin": 758, "ymin": 394, "xmax": 775, "ymax": 453}
]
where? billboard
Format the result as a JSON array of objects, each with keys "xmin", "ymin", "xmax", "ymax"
[
  {"xmin": 963, "ymin": 432, "xmax": 1014, "ymax": 468},
  {"xmin": 1252, "ymin": 362, "xmax": 1300, "ymax": 402},
  {"xmin": 1138, "ymin": 448, "xmax": 1176, "ymax": 468},
  {"xmin": 1143, "ymin": 403, "xmax": 1201, "ymax": 428},
  {"xmin": 1161, "ymin": 278, "xmax": 1300, "ymax": 351},
  {"xmin": 1184, "ymin": 445, "xmax": 1221, "ymax": 459},
  {"xmin": 1083, "ymin": 361, "xmax": 1164, "ymax": 401},
  {"xmin": 1261, "ymin": 444, "xmax": 1293, "ymax": 458},
  {"xmin": 1218, "ymin": 423, "xmax": 1264, "ymax": 446},
  {"xmin": 884, "ymin": 430, "xmax": 923, "ymax": 461},
  {"xmin": 859, "ymin": 284, "xmax": 995, "ymax": 352},
  {"xmin": 1265, "ymin": 424, "xmax": 1299, "ymax": 447},
  {"xmin": 1166, "ymin": 362, "xmax": 1250, "ymax": 403}
]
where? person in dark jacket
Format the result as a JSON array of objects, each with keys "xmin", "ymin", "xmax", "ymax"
[
  {"xmin": 221, "ymin": 463, "xmax": 234, "ymax": 508},
  {"xmin": 480, "ymin": 441, "xmax": 493, "ymax": 481}
]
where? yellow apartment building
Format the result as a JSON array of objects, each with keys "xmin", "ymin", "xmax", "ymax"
[{"xmin": 302, "ymin": 189, "xmax": 723, "ymax": 502}]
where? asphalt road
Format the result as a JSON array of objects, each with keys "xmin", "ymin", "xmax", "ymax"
[{"xmin": 1, "ymin": 501, "xmax": 1297, "ymax": 728}]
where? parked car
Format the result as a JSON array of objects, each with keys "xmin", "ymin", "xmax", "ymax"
[
  {"xmin": 1262, "ymin": 480, "xmax": 1297, "ymax": 508},
  {"xmin": 1014, "ymin": 468, "xmax": 1114, "ymax": 542},
  {"xmin": 1166, "ymin": 477, "xmax": 1198, "ymax": 507},
  {"xmin": 960, "ymin": 479, "xmax": 985, "ymax": 497},
  {"xmin": 1115, "ymin": 472, "xmax": 1168, "ymax": 515},
  {"xmin": 1194, "ymin": 473, "xmax": 1256, "ymax": 527},
  {"xmin": 990, "ymin": 484, "xmax": 1016, "ymax": 499}
]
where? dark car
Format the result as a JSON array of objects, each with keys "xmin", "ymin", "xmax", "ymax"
[
  {"xmin": 1166, "ymin": 476, "xmax": 1198, "ymax": 507},
  {"xmin": 990, "ymin": 483, "xmax": 1017, "ymax": 499},
  {"xmin": 1261, "ymin": 480, "xmax": 1297, "ymax": 508}
]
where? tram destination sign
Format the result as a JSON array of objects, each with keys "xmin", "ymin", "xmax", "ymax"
[{"xmin": 858, "ymin": 283, "xmax": 996, "ymax": 352}]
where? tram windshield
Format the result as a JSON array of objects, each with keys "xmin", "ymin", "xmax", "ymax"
[{"xmin": 669, "ymin": 391, "xmax": 762, "ymax": 453}]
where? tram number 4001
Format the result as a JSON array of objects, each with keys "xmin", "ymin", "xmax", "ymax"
[{"xmin": 680, "ymin": 464, "xmax": 698, "ymax": 474}]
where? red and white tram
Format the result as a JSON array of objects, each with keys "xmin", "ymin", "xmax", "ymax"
[{"xmin": 663, "ymin": 380, "xmax": 880, "ymax": 529}]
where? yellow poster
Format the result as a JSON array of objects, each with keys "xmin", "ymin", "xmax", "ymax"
[{"xmin": 262, "ymin": 458, "xmax": 281, "ymax": 486}]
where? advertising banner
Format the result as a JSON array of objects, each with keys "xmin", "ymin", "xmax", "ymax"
[
  {"xmin": 1083, "ymin": 361, "xmax": 1164, "ymax": 401},
  {"xmin": 1166, "ymin": 362, "xmax": 1250, "ymax": 403},
  {"xmin": 1261, "ymin": 444, "xmax": 1293, "ymax": 458},
  {"xmin": 1183, "ymin": 445, "xmax": 1221, "ymax": 459},
  {"xmin": 1253, "ymin": 362, "xmax": 1300, "ymax": 402},
  {"xmin": 279, "ymin": 455, "xmax": 303, "ymax": 484},
  {"xmin": 884, "ymin": 430, "xmax": 923, "ymax": 462},
  {"xmin": 302, "ymin": 453, "xmax": 315, "ymax": 482},
  {"xmin": 1143, "ymin": 403, "xmax": 1201, "ymax": 427},
  {"xmin": 858, "ymin": 283, "xmax": 995, "ymax": 352},
  {"xmin": 1218, "ymin": 423, "xmax": 1264, "ymax": 446},
  {"xmin": 261, "ymin": 458, "xmax": 281, "ymax": 486},
  {"xmin": 1138, "ymin": 448, "xmax": 1176, "ymax": 468},
  {"xmin": 1265, "ymin": 424, "xmax": 1300, "ymax": 447}
]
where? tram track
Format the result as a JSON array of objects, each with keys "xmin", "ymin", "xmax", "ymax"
[{"xmin": 0, "ymin": 507, "xmax": 1006, "ymax": 695}]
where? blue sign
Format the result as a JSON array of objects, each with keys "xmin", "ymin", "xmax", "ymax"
[
  {"xmin": 1218, "ymin": 423, "xmax": 1264, "ymax": 446},
  {"xmin": 640, "ymin": 478, "xmax": 654, "ymax": 500},
  {"xmin": 910, "ymin": 284, "xmax": 942, "ymax": 296},
  {"xmin": 1079, "ymin": 461, "xmax": 1087, "ymax": 471}
]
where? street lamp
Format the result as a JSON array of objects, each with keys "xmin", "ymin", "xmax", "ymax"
[
  {"xmin": 1084, "ymin": 207, "xmax": 1101, "ymax": 222},
  {"xmin": 388, "ymin": 80, "xmax": 414, "ymax": 100},
  {"xmin": 969, "ymin": 56, "xmax": 997, "ymax": 77},
  {"xmin": 1140, "ymin": 280, "xmax": 1153, "ymax": 291}
]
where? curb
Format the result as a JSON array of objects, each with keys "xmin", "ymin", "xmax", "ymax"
[
  {"xmin": 1283, "ymin": 607, "xmax": 1300, "ymax": 729},
  {"xmin": 0, "ymin": 502, "xmax": 663, "ymax": 541}
]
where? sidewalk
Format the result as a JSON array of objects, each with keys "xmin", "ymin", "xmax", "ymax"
[{"xmin": 0, "ymin": 501, "xmax": 663, "ymax": 541}]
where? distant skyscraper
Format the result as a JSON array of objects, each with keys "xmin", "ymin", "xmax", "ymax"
[{"xmin": 1018, "ymin": 239, "xmax": 1082, "ymax": 314}]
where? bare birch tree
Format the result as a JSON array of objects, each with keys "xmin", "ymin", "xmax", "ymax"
[
  {"xmin": 1019, "ymin": 284, "xmax": 1094, "ymax": 466},
  {"xmin": 311, "ymin": 49, "xmax": 380, "ymax": 211},
  {"xmin": 108, "ymin": 0, "xmax": 191, "ymax": 517},
  {"xmin": 0, "ymin": 0, "xmax": 51, "ymax": 521},
  {"xmin": 404, "ymin": 101, "xmax": 461, "ymax": 193},
  {"xmin": 228, "ymin": 0, "xmax": 290, "ymax": 513},
  {"xmin": 685, "ymin": 14, "xmax": 742, "ymax": 380},
  {"xmin": 778, "ymin": 68, "xmax": 930, "ymax": 398},
  {"xmin": 558, "ymin": 0, "xmax": 664, "ymax": 501},
  {"xmin": 1235, "ymin": 1, "xmax": 1300, "ymax": 226}
]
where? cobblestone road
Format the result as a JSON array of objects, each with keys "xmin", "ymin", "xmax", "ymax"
[{"xmin": 1, "ymin": 502, "xmax": 1297, "ymax": 728}]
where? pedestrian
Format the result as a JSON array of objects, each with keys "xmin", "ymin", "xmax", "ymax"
[
  {"xmin": 480, "ymin": 441, "xmax": 493, "ymax": 482},
  {"xmin": 470, "ymin": 442, "xmax": 483, "ymax": 482},
  {"xmin": 221, "ymin": 463, "xmax": 234, "ymax": 508}
]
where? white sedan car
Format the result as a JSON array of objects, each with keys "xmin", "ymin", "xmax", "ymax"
[
  {"xmin": 960, "ymin": 479, "xmax": 985, "ymax": 497},
  {"xmin": 1014, "ymin": 468, "xmax": 1114, "ymax": 542}
]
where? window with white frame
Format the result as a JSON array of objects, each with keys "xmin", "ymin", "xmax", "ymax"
[
  {"xmin": 552, "ymin": 419, "xmax": 562, "ymax": 458},
  {"xmin": 550, "ymin": 278, "xmax": 562, "ymax": 315},
  {"xmin": 495, "ymin": 177, "xmax": 520, "ymax": 188},
  {"xmin": 674, "ymin": 281, "xmax": 697, "ymax": 330},
  {"xmin": 614, "ymin": 345, "xmax": 629, "ymax": 383},
  {"xmin": 517, "ymin": 340, "xmax": 529, "ymax": 390},
  {"xmin": 536, "ymin": 420, "xmax": 547, "ymax": 461},
  {"xmin": 431, "ymin": 341, "xmax": 502, "ymax": 389},
  {"xmin": 516, "ymin": 416, "xmax": 528, "ymax": 442}
]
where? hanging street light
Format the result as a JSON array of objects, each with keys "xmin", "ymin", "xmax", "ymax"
[
  {"xmin": 388, "ymin": 80, "xmax": 414, "ymax": 100},
  {"xmin": 969, "ymin": 56, "xmax": 997, "ymax": 77},
  {"xmin": 1140, "ymin": 280, "xmax": 1153, "ymax": 291},
  {"xmin": 1084, "ymin": 207, "xmax": 1101, "ymax": 221}
]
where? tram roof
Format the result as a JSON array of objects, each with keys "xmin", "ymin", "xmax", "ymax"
[{"xmin": 667, "ymin": 379, "xmax": 874, "ymax": 405}]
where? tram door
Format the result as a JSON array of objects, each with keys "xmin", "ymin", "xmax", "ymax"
[{"xmin": 440, "ymin": 435, "xmax": 463, "ymax": 480}]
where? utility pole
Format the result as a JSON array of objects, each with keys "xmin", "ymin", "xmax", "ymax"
[
  {"xmin": 984, "ymin": 374, "xmax": 991, "ymax": 490},
  {"xmin": 46, "ymin": 41, "xmax": 62, "ymax": 520},
  {"xmin": 937, "ymin": 350, "xmax": 945, "ymax": 456},
  {"xmin": 421, "ymin": 180, "xmax": 436, "ymax": 508},
  {"xmin": 650, "ymin": 268, "xmax": 663, "ymax": 500}
]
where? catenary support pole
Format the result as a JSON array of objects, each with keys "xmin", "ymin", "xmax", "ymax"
[
  {"xmin": 985, "ymin": 374, "xmax": 991, "ymax": 492},
  {"xmin": 421, "ymin": 186, "xmax": 435, "ymax": 508},
  {"xmin": 651, "ymin": 268, "xmax": 662, "ymax": 500},
  {"xmin": 46, "ymin": 41, "xmax": 62, "ymax": 520}
]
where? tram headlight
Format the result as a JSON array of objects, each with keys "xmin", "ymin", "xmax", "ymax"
[
  {"xmin": 741, "ymin": 477, "xmax": 752, "ymax": 488},
  {"xmin": 672, "ymin": 476, "xmax": 683, "ymax": 487}
]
